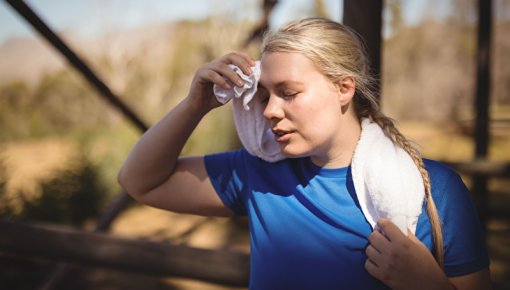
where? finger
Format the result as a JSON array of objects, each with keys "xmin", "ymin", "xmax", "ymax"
[
  {"xmin": 364, "ymin": 258, "xmax": 380, "ymax": 278},
  {"xmin": 230, "ymin": 51, "xmax": 256, "ymax": 71},
  {"xmin": 199, "ymin": 68, "xmax": 232, "ymax": 90},
  {"xmin": 204, "ymin": 62, "xmax": 244, "ymax": 88},
  {"xmin": 376, "ymin": 218, "xmax": 406, "ymax": 242},
  {"xmin": 368, "ymin": 227, "xmax": 391, "ymax": 252},
  {"xmin": 237, "ymin": 51, "xmax": 256, "ymax": 66},
  {"xmin": 222, "ymin": 52, "xmax": 255, "ymax": 75},
  {"xmin": 365, "ymin": 244, "xmax": 383, "ymax": 265}
]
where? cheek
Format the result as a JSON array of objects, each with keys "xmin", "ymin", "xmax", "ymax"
[
  {"xmin": 296, "ymin": 108, "xmax": 340, "ymax": 139},
  {"xmin": 300, "ymin": 91, "xmax": 342, "ymax": 119},
  {"xmin": 297, "ymin": 96, "xmax": 342, "ymax": 137}
]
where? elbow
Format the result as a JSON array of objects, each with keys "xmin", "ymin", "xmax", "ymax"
[
  {"xmin": 117, "ymin": 166, "xmax": 128, "ymax": 191},
  {"xmin": 117, "ymin": 167, "xmax": 145, "ymax": 201}
]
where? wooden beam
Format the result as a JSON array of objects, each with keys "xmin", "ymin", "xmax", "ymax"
[
  {"xmin": 443, "ymin": 160, "xmax": 510, "ymax": 178},
  {"xmin": 0, "ymin": 220, "xmax": 250, "ymax": 287},
  {"xmin": 39, "ymin": 192, "xmax": 135, "ymax": 290}
]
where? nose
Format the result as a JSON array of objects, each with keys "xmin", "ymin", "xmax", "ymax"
[{"xmin": 263, "ymin": 95, "xmax": 285, "ymax": 121}]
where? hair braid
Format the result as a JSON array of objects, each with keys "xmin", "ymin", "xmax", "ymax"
[
  {"xmin": 350, "ymin": 29, "xmax": 445, "ymax": 267},
  {"xmin": 364, "ymin": 109, "xmax": 445, "ymax": 268}
]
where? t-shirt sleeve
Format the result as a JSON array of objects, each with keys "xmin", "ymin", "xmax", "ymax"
[
  {"xmin": 434, "ymin": 168, "xmax": 491, "ymax": 277},
  {"xmin": 204, "ymin": 149, "xmax": 250, "ymax": 216}
]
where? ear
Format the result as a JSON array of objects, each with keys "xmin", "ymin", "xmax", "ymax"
[{"xmin": 336, "ymin": 76, "xmax": 356, "ymax": 106}]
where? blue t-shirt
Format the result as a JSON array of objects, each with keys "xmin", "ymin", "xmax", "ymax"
[{"xmin": 204, "ymin": 149, "xmax": 490, "ymax": 290}]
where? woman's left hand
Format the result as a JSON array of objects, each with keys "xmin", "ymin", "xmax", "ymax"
[{"xmin": 365, "ymin": 218, "xmax": 453, "ymax": 290}]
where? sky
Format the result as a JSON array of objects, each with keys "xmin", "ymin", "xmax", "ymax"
[
  {"xmin": 0, "ymin": 0, "xmax": 453, "ymax": 45},
  {"xmin": 0, "ymin": 0, "xmax": 338, "ymax": 44}
]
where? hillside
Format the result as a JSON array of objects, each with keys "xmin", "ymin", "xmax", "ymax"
[{"xmin": 0, "ymin": 37, "xmax": 63, "ymax": 85}]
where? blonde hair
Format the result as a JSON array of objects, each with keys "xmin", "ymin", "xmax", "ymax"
[{"xmin": 262, "ymin": 17, "xmax": 444, "ymax": 267}]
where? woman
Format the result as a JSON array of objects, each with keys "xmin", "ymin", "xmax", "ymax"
[{"xmin": 118, "ymin": 18, "xmax": 491, "ymax": 289}]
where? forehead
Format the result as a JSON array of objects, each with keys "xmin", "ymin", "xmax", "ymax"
[{"xmin": 259, "ymin": 52, "xmax": 321, "ymax": 87}]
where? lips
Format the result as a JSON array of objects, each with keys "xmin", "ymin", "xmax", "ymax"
[{"xmin": 272, "ymin": 128, "xmax": 293, "ymax": 142}]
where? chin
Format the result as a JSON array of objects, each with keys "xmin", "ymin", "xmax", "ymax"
[{"xmin": 279, "ymin": 144, "xmax": 310, "ymax": 159}]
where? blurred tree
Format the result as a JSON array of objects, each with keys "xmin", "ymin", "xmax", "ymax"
[
  {"xmin": 242, "ymin": 0, "xmax": 278, "ymax": 49},
  {"xmin": 450, "ymin": 0, "xmax": 477, "ymax": 25},
  {"xmin": 386, "ymin": 0, "xmax": 403, "ymax": 34},
  {"xmin": 0, "ymin": 69, "xmax": 113, "ymax": 141},
  {"xmin": 0, "ymin": 81, "xmax": 32, "ymax": 140},
  {"xmin": 34, "ymin": 70, "xmax": 108, "ymax": 133},
  {"xmin": 0, "ymin": 160, "xmax": 7, "ymax": 216},
  {"xmin": 314, "ymin": 0, "xmax": 328, "ymax": 18},
  {"xmin": 3, "ymin": 155, "xmax": 107, "ymax": 226}
]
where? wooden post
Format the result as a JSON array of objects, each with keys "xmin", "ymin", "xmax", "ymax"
[
  {"xmin": 343, "ymin": 0, "xmax": 383, "ymax": 101},
  {"xmin": 473, "ymin": 0, "xmax": 492, "ymax": 228}
]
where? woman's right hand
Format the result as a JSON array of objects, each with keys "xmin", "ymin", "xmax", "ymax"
[{"xmin": 186, "ymin": 52, "xmax": 256, "ymax": 113}]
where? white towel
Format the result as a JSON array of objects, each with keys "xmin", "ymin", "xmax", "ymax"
[
  {"xmin": 213, "ymin": 61, "xmax": 285, "ymax": 162},
  {"xmin": 351, "ymin": 118, "xmax": 425, "ymax": 234},
  {"xmin": 213, "ymin": 63, "xmax": 425, "ymax": 235}
]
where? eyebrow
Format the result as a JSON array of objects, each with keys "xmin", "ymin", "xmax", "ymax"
[{"xmin": 258, "ymin": 80, "xmax": 305, "ymax": 90}]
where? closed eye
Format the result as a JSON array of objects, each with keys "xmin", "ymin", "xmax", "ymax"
[{"xmin": 282, "ymin": 91, "xmax": 298, "ymax": 99}]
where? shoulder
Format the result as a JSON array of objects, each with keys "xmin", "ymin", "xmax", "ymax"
[
  {"xmin": 423, "ymin": 158, "xmax": 458, "ymax": 182},
  {"xmin": 205, "ymin": 148, "xmax": 258, "ymax": 167},
  {"xmin": 423, "ymin": 159, "xmax": 462, "ymax": 198},
  {"xmin": 421, "ymin": 159, "xmax": 480, "ymax": 228}
]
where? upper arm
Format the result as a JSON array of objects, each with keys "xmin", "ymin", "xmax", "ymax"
[
  {"xmin": 134, "ymin": 156, "xmax": 233, "ymax": 217},
  {"xmin": 419, "ymin": 161, "xmax": 492, "ymax": 287},
  {"xmin": 439, "ymin": 172, "xmax": 491, "ymax": 276},
  {"xmin": 449, "ymin": 267, "xmax": 492, "ymax": 290}
]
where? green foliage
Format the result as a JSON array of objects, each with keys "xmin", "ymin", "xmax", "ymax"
[
  {"xmin": 69, "ymin": 123, "xmax": 140, "ymax": 198},
  {"xmin": 1, "ymin": 156, "xmax": 108, "ymax": 226},
  {"xmin": 33, "ymin": 70, "xmax": 108, "ymax": 132},
  {"xmin": 0, "ymin": 81, "xmax": 32, "ymax": 140},
  {"xmin": 0, "ymin": 161, "xmax": 6, "ymax": 212},
  {"xmin": 165, "ymin": 20, "xmax": 211, "ymax": 97},
  {"xmin": 0, "ymin": 69, "xmax": 109, "ymax": 141}
]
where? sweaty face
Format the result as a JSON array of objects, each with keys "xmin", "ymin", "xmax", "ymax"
[{"xmin": 259, "ymin": 52, "xmax": 345, "ymax": 160}]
